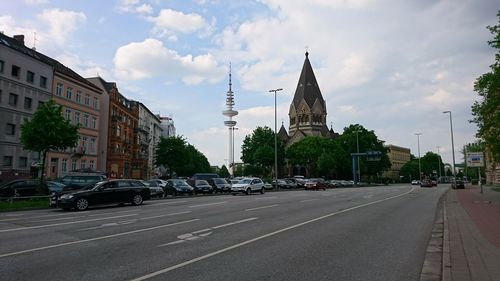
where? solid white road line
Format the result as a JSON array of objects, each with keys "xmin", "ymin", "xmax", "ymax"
[
  {"xmin": 147, "ymin": 200, "xmax": 187, "ymax": 206},
  {"xmin": 130, "ymin": 188, "xmax": 415, "ymax": 281},
  {"xmin": 188, "ymin": 202, "xmax": 227, "ymax": 208},
  {"xmin": 0, "ymin": 219, "xmax": 199, "ymax": 259},
  {"xmin": 300, "ymin": 199, "xmax": 319, "ymax": 203},
  {"xmin": 0, "ymin": 214, "xmax": 138, "ymax": 233},
  {"xmin": 244, "ymin": 205, "xmax": 279, "ymax": 211}
]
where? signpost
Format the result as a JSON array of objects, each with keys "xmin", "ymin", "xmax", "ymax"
[
  {"xmin": 351, "ymin": 151, "xmax": 382, "ymax": 185},
  {"xmin": 466, "ymin": 152, "xmax": 484, "ymax": 193}
]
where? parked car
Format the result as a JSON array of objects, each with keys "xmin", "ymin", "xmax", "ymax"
[
  {"xmin": 411, "ymin": 180, "xmax": 421, "ymax": 185},
  {"xmin": 147, "ymin": 179, "xmax": 167, "ymax": 189},
  {"xmin": 144, "ymin": 180, "xmax": 165, "ymax": 198},
  {"xmin": 327, "ymin": 180, "xmax": 342, "ymax": 188},
  {"xmin": 60, "ymin": 174, "xmax": 107, "ymax": 189},
  {"xmin": 285, "ymin": 178, "xmax": 304, "ymax": 188},
  {"xmin": 188, "ymin": 173, "xmax": 219, "ymax": 186},
  {"xmin": 46, "ymin": 181, "xmax": 66, "ymax": 194},
  {"xmin": 164, "ymin": 179, "xmax": 194, "ymax": 196},
  {"xmin": 209, "ymin": 178, "xmax": 231, "ymax": 193},
  {"xmin": 55, "ymin": 179, "xmax": 151, "ymax": 211},
  {"xmin": 193, "ymin": 180, "xmax": 214, "ymax": 194},
  {"xmin": 231, "ymin": 177, "xmax": 265, "ymax": 195},
  {"xmin": 0, "ymin": 179, "xmax": 49, "ymax": 197},
  {"xmin": 272, "ymin": 179, "xmax": 290, "ymax": 189},
  {"xmin": 452, "ymin": 180, "xmax": 465, "ymax": 189},
  {"xmin": 304, "ymin": 178, "xmax": 327, "ymax": 190}
]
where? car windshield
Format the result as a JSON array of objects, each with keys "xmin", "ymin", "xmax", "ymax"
[
  {"xmin": 213, "ymin": 178, "xmax": 227, "ymax": 184},
  {"xmin": 174, "ymin": 180, "xmax": 188, "ymax": 187},
  {"xmin": 238, "ymin": 179, "xmax": 252, "ymax": 184}
]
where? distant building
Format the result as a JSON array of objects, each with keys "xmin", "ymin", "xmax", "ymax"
[
  {"xmin": 383, "ymin": 144, "xmax": 411, "ymax": 180},
  {"xmin": 0, "ymin": 34, "xmax": 53, "ymax": 182},
  {"xmin": 159, "ymin": 116, "xmax": 175, "ymax": 138},
  {"xmin": 136, "ymin": 102, "xmax": 162, "ymax": 179}
]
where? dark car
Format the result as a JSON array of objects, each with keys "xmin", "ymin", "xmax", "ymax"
[
  {"xmin": 304, "ymin": 178, "xmax": 327, "ymax": 190},
  {"xmin": 188, "ymin": 173, "xmax": 219, "ymax": 186},
  {"xmin": 56, "ymin": 179, "xmax": 151, "ymax": 211},
  {"xmin": 209, "ymin": 178, "xmax": 231, "ymax": 193},
  {"xmin": 46, "ymin": 181, "xmax": 66, "ymax": 194},
  {"xmin": 272, "ymin": 179, "xmax": 293, "ymax": 189},
  {"xmin": 420, "ymin": 179, "xmax": 433, "ymax": 187},
  {"xmin": 452, "ymin": 180, "xmax": 465, "ymax": 189},
  {"xmin": 0, "ymin": 179, "xmax": 48, "ymax": 197},
  {"xmin": 165, "ymin": 179, "xmax": 194, "ymax": 196},
  {"xmin": 193, "ymin": 180, "xmax": 213, "ymax": 194}
]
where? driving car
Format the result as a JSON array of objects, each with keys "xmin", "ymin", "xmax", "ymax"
[
  {"xmin": 420, "ymin": 179, "xmax": 433, "ymax": 187},
  {"xmin": 231, "ymin": 177, "xmax": 265, "ymax": 195},
  {"xmin": 164, "ymin": 179, "xmax": 194, "ymax": 196},
  {"xmin": 304, "ymin": 178, "xmax": 327, "ymax": 190},
  {"xmin": 56, "ymin": 179, "xmax": 151, "ymax": 211},
  {"xmin": 452, "ymin": 180, "xmax": 465, "ymax": 189},
  {"xmin": 193, "ymin": 180, "xmax": 214, "ymax": 194}
]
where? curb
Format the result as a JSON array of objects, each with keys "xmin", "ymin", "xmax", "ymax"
[{"xmin": 442, "ymin": 195, "xmax": 451, "ymax": 281}]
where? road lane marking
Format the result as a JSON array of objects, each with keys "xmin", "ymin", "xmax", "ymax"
[
  {"xmin": 147, "ymin": 200, "xmax": 187, "ymax": 206},
  {"xmin": 188, "ymin": 202, "xmax": 226, "ymax": 208},
  {"xmin": 131, "ymin": 188, "xmax": 415, "ymax": 281},
  {"xmin": 0, "ymin": 211, "xmax": 92, "ymax": 222},
  {"xmin": 244, "ymin": 205, "xmax": 279, "ymax": 211},
  {"xmin": 300, "ymin": 199, "xmax": 319, "ymax": 203},
  {"xmin": 0, "ymin": 214, "xmax": 138, "ymax": 233},
  {"xmin": 254, "ymin": 197, "xmax": 277, "ymax": 200},
  {"xmin": 0, "ymin": 219, "xmax": 199, "ymax": 259},
  {"xmin": 78, "ymin": 211, "xmax": 192, "ymax": 231},
  {"xmin": 158, "ymin": 217, "xmax": 257, "ymax": 247}
]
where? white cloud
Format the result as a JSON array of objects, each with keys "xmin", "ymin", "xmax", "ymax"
[
  {"xmin": 135, "ymin": 4, "xmax": 153, "ymax": 15},
  {"xmin": 56, "ymin": 53, "xmax": 111, "ymax": 79},
  {"xmin": 113, "ymin": 38, "xmax": 226, "ymax": 84},
  {"xmin": 148, "ymin": 9, "xmax": 212, "ymax": 36},
  {"xmin": 36, "ymin": 8, "xmax": 86, "ymax": 45},
  {"xmin": 24, "ymin": 0, "xmax": 48, "ymax": 5}
]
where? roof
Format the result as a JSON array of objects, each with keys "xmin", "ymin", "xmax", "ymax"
[
  {"xmin": 292, "ymin": 52, "xmax": 326, "ymax": 109},
  {"xmin": 87, "ymin": 76, "xmax": 117, "ymax": 93},
  {"xmin": 278, "ymin": 123, "xmax": 289, "ymax": 141},
  {"xmin": 0, "ymin": 33, "xmax": 101, "ymax": 92}
]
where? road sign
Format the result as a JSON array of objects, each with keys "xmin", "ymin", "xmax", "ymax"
[
  {"xmin": 366, "ymin": 151, "xmax": 382, "ymax": 161},
  {"xmin": 466, "ymin": 152, "xmax": 484, "ymax": 167}
]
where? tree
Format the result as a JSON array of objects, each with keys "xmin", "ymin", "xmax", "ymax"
[
  {"xmin": 155, "ymin": 136, "xmax": 188, "ymax": 178},
  {"xmin": 471, "ymin": 11, "xmax": 500, "ymax": 162},
  {"xmin": 218, "ymin": 165, "xmax": 230, "ymax": 178},
  {"xmin": 20, "ymin": 100, "xmax": 79, "ymax": 182},
  {"xmin": 286, "ymin": 136, "xmax": 341, "ymax": 177},
  {"xmin": 399, "ymin": 160, "xmax": 420, "ymax": 182},
  {"xmin": 176, "ymin": 144, "xmax": 211, "ymax": 177},
  {"xmin": 241, "ymin": 126, "xmax": 285, "ymax": 177}
]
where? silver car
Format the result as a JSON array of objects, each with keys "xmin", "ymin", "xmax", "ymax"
[{"xmin": 231, "ymin": 177, "xmax": 265, "ymax": 195}]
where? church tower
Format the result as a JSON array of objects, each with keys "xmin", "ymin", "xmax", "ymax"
[{"xmin": 288, "ymin": 52, "xmax": 329, "ymax": 144}]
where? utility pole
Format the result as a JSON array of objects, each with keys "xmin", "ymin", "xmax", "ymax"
[{"xmin": 269, "ymin": 88, "xmax": 283, "ymax": 187}]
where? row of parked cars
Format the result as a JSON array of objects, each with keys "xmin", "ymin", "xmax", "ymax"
[{"xmin": 272, "ymin": 178, "xmax": 355, "ymax": 190}]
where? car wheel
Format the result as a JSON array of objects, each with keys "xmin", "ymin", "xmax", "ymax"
[
  {"xmin": 75, "ymin": 198, "xmax": 89, "ymax": 211},
  {"xmin": 246, "ymin": 188, "xmax": 252, "ymax": 195},
  {"xmin": 132, "ymin": 194, "xmax": 143, "ymax": 206},
  {"xmin": 260, "ymin": 187, "xmax": 265, "ymax": 194}
]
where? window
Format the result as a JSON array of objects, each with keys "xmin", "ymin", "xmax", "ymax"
[
  {"xmin": 3, "ymin": 156, "xmax": 13, "ymax": 167},
  {"xmin": 56, "ymin": 83, "xmax": 63, "ymax": 96},
  {"xmin": 71, "ymin": 159, "xmax": 77, "ymax": 171},
  {"xmin": 64, "ymin": 109, "xmax": 71, "ymax": 120},
  {"xmin": 11, "ymin": 65, "xmax": 20, "ymax": 78},
  {"xmin": 0, "ymin": 60, "xmax": 4, "ymax": 73},
  {"xmin": 93, "ymin": 97, "xmax": 99, "ymax": 109},
  {"xmin": 74, "ymin": 112, "xmax": 80, "ymax": 124},
  {"xmin": 76, "ymin": 91, "xmax": 81, "ymax": 103},
  {"xmin": 84, "ymin": 94, "xmax": 90, "ymax": 106},
  {"xmin": 66, "ymin": 87, "xmax": 72, "ymax": 100},
  {"xmin": 116, "ymin": 125, "xmax": 121, "ymax": 137},
  {"xmin": 92, "ymin": 117, "xmax": 97, "ymax": 129},
  {"xmin": 9, "ymin": 93, "xmax": 18, "ymax": 106},
  {"xmin": 82, "ymin": 136, "xmax": 88, "ymax": 152},
  {"xmin": 81, "ymin": 160, "xmax": 86, "ymax": 169},
  {"xmin": 26, "ymin": 71, "xmax": 34, "ymax": 83},
  {"xmin": 83, "ymin": 114, "xmax": 89, "ymax": 127},
  {"xmin": 19, "ymin": 157, "xmax": 28, "ymax": 168},
  {"xmin": 40, "ymin": 76, "xmax": 47, "ymax": 88},
  {"xmin": 6, "ymin": 123, "xmax": 15, "ymax": 135},
  {"xmin": 90, "ymin": 138, "xmax": 96, "ymax": 154},
  {"xmin": 89, "ymin": 160, "xmax": 94, "ymax": 169},
  {"xmin": 24, "ymin": 97, "xmax": 32, "ymax": 110},
  {"xmin": 62, "ymin": 159, "xmax": 67, "ymax": 172}
]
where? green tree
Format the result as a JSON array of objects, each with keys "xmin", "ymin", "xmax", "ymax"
[
  {"xmin": 241, "ymin": 126, "xmax": 285, "ymax": 177},
  {"xmin": 287, "ymin": 136, "xmax": 341, "ymax": 177},
  {"xmin": 155, "ymin": 136, "xmax": 188, "ymax": 178},
  {"xmin": 218, "ymin": 165, "xmax": 230, "ymax": 178},
  {"xmin": 471, "ymin": 11, "xmax": 500, "ymax": 162},
  {"xmin": 176, "ymin": 144, "xmax": 211, "ymax": 176},
  {"xmin": 20, "ymin": 100, "xmax": 79, "ymax": 182},
  {"xmin": 400, "ymin": 160, "xmax": 420, "ymax": 182}
]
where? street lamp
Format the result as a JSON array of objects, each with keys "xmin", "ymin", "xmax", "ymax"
[
  {"xmin": 415, "ymin": 133, "xmax": 422, "ymax": 182},
  {"xmin": 355, "ymin": 129, "xmax": 361, "ymax": 184},
  {"xmin": 443, "ymin": 111, "xmax": 456, "ymax": 178},
  {"xmin": 230, "ymin": 127, "xmax": 239, "ymax": 175},
  {"xmin": 269, "ymin": 88, "xmax": 283, "ymax": 186}
]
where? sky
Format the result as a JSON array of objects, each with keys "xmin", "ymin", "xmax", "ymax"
[{"xmin": 2, "ymin": 0, "xmax": 498, "ymax": 168}]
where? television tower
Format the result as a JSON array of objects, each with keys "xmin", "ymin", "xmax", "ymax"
[{"xmin": 223, "ymin": 64, "xmax": 238, "ymax": 177}]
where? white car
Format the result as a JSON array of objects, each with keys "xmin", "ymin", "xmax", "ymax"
[{"xmin": 231, "ymin": 177, "xmax": 265, "ymax": 195}]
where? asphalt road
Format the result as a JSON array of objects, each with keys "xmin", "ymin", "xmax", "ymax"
[{"xmin": 0, "ymin": 184, "xmax": 447, "ymax": 281}]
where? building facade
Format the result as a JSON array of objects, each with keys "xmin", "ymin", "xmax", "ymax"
[
  {"xmin": 159, "ymin": 116, "xmax": 176, "ymax": 138},
  {"xmin": 383, "ymin": 144, "xmax": 411, "ymax": 181},
  {"xmin": 137, "ymin": 102, "xmax": 162, "ymax": 179},
  {"xmin": 45, "ymin": 64, "xmax": 102, "ymax": 179},
  {"xmin": 0, "ymin": 34, "xmax": 53, "ymax": 182}
]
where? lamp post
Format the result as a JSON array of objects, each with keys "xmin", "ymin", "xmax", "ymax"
[
  {"xmin": 355, "ymin": 130, "xmax": 361, "ymax": 184},
  {"xmin": 415, "ymin": 133, "xmax": 422, "ymax": 182},
  {"xmin": 443, "ymin": 111, "xmax": 456, "ymax": 178},
  {"xmin": 269, "ymin": 88, "xmax": 283, "ymax": 186},
  {"xmin": 231, "ymin": 127, "xmax": 239, "ymax": 175}
]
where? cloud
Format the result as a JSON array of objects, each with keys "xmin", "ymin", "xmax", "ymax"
[
  {"xmin": 56, "ymin": 53, "xmax": 111, "ymax": 79},
  {"xmin": 116, "ymin": 0, "xmax": 153, "ymax": 15},
  {"xmin": 113, "ymin": 38, "xmax": 226, "ymax": 84},
  {"xmin": 148, "ymin": 9, "xmax": 213, "ymax": 36},
  {"xmin": 36, "ymin": 8, "xmax": 86, "ymax": 45},
  {"xmin": 24, "ymin": 0, "xmax": 48, "ymax": 5}
]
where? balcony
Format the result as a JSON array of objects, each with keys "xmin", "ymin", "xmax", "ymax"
[{"xmin": 71, "ymin": 146, "xmax": 86, "ymax": 158}]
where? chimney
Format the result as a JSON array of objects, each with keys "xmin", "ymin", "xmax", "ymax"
[{"xmin": 13, "ymin": 35, "xmax": 25, "ymax": 45}]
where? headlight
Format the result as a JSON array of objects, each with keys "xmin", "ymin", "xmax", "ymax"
[{"xmin": 61, "ymin": 194, "xmax": 74, "ymax": 199}]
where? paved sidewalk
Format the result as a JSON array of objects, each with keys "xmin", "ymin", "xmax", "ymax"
[{"xmin": 443, "ymin": 185, "xmax": 500, "ymax": 281}]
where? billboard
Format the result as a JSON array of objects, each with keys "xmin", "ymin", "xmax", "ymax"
[{"xmin": 466, "ymin": 152, "xmax": 484, "ymax": 167}]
